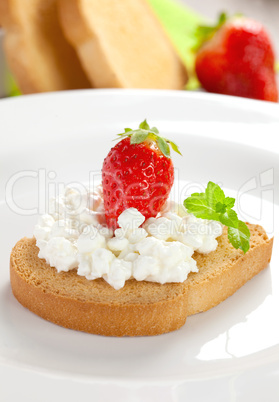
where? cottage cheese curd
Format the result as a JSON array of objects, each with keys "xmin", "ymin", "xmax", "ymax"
[{"xmin": 34, "ymin": 186, "xmax": 223, "ymax": 290}]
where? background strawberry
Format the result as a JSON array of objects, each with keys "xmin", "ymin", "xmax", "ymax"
[
  {"xmin": 194, "ymin": 13, "xmax": 278, "ymax": 102},
  {"xmin": 102, "ymin": 120, "xmax": 181, "ymax": 230}
]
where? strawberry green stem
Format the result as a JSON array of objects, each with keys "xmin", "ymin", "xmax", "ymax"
[{"xmin": 117, "ymin": 119, "xmax": 182, "ymax": 158}]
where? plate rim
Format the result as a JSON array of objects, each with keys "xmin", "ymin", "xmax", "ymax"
[{"xmin": 0, "ymin": 89, "xmax": 278, "ymax": 397}]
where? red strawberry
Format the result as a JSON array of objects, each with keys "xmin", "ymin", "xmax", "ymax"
[
  {"xmin": 194, "ymin": 13, "xmax": 278, "ymax": 102},
  {"xmin": 102, "ymin": 120, "xmax": 181, "ymax": 230}
]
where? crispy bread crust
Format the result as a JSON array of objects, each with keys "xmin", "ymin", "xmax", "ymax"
[
  {"xmin": 10, "ymin": 238, "xmax": 188, "ymax": 336},
  {"xmin": 10, "ymin": 223, "xmax": 273, "ymax": 336},
  {"xmin": 188, "ymin": 228, "xmax": 273, "ymax": 315},
  {"xmin": 1, "ymin": 0, "xmax": 91, "ymax": 93},
  {"xmin": 58, "ymin": 0, "xmax": 188, "ymax": 89}
]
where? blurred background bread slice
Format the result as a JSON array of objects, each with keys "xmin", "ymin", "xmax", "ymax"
[
  {"xmin": 58, "ymin": 0, "xmax": 188, "ymax": 89},
  {"xmin": 0, "ymin": 0, "xmax": 91, "ymax": 94},
  {"xmin": 0, "ymin": 29, "xmax": 10, "ymax": 97}
]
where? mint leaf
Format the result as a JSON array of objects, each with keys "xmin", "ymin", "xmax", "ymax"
[
  {"xmin": 224, "ymin": 197, "xmax": 235, "ymax": 208},
  {"xmin": 205, "ymin": 181, "xmax": 225, "ymax": 207},
  {"xmin": 228, "ymin": 221, "xmax": 250, "ymax": 254},
  {"xmin": 184, "ymin": 181, "xmax": 250, "ymax": 254},
  {"xmin": 184, "ymin": 193, "xmax": 219, "ymax": 220},
  {"xmin": 219, "ymin": 209, "xmax": 238, "ymax": 228},
  {"xmin": 215, "ymin": 202, "xmax": 226, "ymax": 213}
]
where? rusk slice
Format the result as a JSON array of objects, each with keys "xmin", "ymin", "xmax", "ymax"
[
  {"xmin": 58, "ymin": 0, "xmax": 188, "ymax": 89},
  {"xmin": 10, "ymin": 238, "xmax": 188, "ymax": 336},
  {"xmin": 188, "ymin": 225, "xmax": 273, "ymax": 315},
  {"xmin": 0, "ymin": 0, "xmax": 91, "ymax": 93},
  {"xmin": 10, "ymin": 224, "xmax": 273, "ymax": 336}
]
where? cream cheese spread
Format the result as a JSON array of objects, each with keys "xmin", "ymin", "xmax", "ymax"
[{"xmin": 34, "ymin": 186, "xmax": 223, "ymax": 290}]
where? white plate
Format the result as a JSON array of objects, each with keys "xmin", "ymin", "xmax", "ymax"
[{"xmin": 0, "ymin": 89, "xmax": 279, "ymax": 401}]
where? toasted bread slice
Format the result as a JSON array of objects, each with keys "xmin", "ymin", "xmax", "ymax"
[
  {"xmin": 188, "ymin": 225, "xmax": 273, "ymax": 315},
  {"xmin": 10, "ymin": 237, "xmax": 188, "ymax": 336},
  {"xmin": 10, "ymin": 223, "xmax": 273, "ymax": 336},
  {"xmin": 0, "ymin": 0, "xmax": 91, "ymax": 93},
  {"xmin": 58, "ymin": 0, "xmax": 188, "ymax": 89}
]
